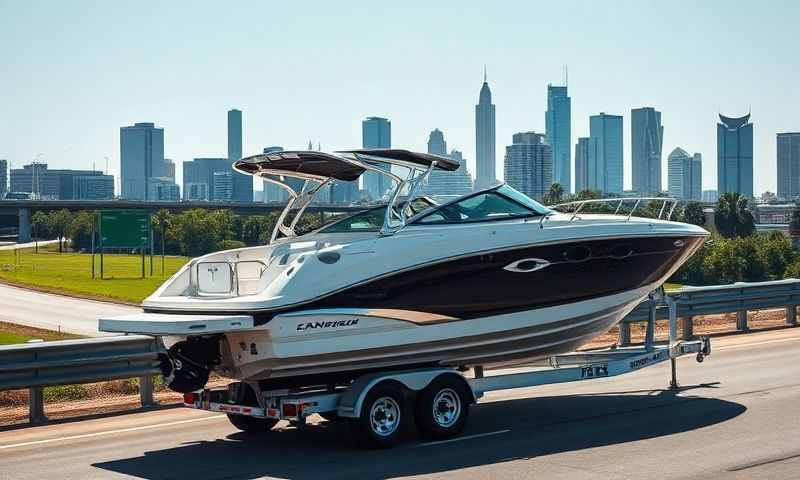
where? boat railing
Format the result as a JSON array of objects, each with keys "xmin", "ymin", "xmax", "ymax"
[{"xmin": 546, "ymin": 197, "xmax": 679, "ymax": 225}]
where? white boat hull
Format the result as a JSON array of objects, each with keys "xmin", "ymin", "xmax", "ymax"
[{"xmin": 220, "ymin": 284, "xmax": 654, "ymax": 381}]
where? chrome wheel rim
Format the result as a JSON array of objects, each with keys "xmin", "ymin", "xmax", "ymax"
[
  {"xmin": 369, "ymin": 396, "xmax": 401, "ymax": 437},
  {"xmin": 432, "ymin": 388, "xmax": 461, "ymax": 428}
]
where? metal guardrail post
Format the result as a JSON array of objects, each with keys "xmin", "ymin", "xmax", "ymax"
[
  {"xmin": 787, "ymin": 305, "xmax": 797, "ymax": 327},
  {"xmin": 29, "ymin": 386, "xmax": 47, "ymax": 424},
  {"xmin": 139, "ymin": 375, "xmax": 155, "ymax": 407},
  {"xmin": 644, "ymin": 301, "xmax": 656, "ymax": 349},
  {"xmin": 682, "ymin": 316, "xmax": 694, "ymax": 340},
  {"xmin": 736, "ymin": 310, "xmax": 749, "ymax": 332},
  {"xmin": 618, "ymin": 322, "xmax": 632, "ymax": 347}
]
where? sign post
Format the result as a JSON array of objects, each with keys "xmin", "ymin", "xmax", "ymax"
[{"xmin": 98, "ymin": 210, "xmax": 152, "ymax": 279}]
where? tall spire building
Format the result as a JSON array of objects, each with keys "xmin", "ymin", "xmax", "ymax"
[
  {"xmin": 545, "ymin": 84, "xmax": 571, "ymax": 192},
  {"xmin": 474, "ymin": 70, "xmax": 496, "ymax": 190}
]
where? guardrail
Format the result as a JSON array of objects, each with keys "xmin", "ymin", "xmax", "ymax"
[
  {"xmin": 0, "ymin": 279, "xmax": 798, "ymax": 425},
  {"xmin": 0, "ymin": 335, "xmax": 161, "ymax": 423},
  {"xmin": 617, "ymin": 279, "xmax": 800, "ymax": 346}
]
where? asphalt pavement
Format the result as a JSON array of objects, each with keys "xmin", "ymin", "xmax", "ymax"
[
  {"xmin": 0, "ymin": 283, "xmax": 136, "ymax": 336},
  {"xmin": 0, "ymin": 327, "xmax": 797, "ymax": 479}
]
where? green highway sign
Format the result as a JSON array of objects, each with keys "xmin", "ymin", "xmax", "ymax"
[{"xmin": 100, "ymin": 210, "xmax": 151, "ymax": 248}]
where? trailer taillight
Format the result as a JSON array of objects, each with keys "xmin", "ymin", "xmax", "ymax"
[{"xmin": 282, "ymin": 403, "xmax": 297, "ymax": 417}]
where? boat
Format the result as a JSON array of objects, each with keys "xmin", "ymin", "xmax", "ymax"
[{"xmin": 99, "ymin": 149, "xmax": 708, "ymax": 393}]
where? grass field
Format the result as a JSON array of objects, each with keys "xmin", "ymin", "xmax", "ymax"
[
  {"xmin": 0, "ymin": 321, "xmax": 81, "ymax": 345},
  {"xmin": 0, "ymin": 248, "xmax": 189, "ymax": 304}
]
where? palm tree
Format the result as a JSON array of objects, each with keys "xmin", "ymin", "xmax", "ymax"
[
  {"xmin": 544, "ymin": 182, "xmax": 565, "ymax": 205},
  {"xmin": 152, "ymin": 209, "xmax": 173, "ymax": 275},
  {"xmin": 714, "ymin": 192, "xmax": 755, "ymax": 239}
]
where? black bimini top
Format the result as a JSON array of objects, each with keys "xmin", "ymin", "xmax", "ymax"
[
  {"xmin": 340, "ymin": 149, "xmax": 460, "ymax": 172},
  {"xmin": 235, "ymin": 151, "xmax": 365, "ymax": 181},
  {"xmin": 235, "ymin": 149, "xmax": 460, "ymax": 182}
]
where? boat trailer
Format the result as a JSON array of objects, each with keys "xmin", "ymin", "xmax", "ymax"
[{"xmin": 184, "ymin": 290, "xmax": 711, "ymax": 448}]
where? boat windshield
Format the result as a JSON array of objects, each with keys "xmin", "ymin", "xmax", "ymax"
[
  {"xmin": 318, "ymin": 197, "xmax": 436, "ymax": 233},
  {"xmin": 414, "ymin": 185, "xmax": 551, "ymax": 225}
]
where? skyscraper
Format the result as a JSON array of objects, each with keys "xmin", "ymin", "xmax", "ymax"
[
  {"xmin": 777, "ymin": 132, "xmax": 800, "ymax": 200},
  {"xmin": 164, "ymin": 158, "xmax": 176, "ymax": 182},
  {"xmin": 717, "ymin": 113, "xmax": 753, "ymax": 198},
  {"xmin": 667, "ymin": 148, "xmax": 690, "ymax": 200},
  {"xmin": 227, "ymin": 109, "xmax": 252, "ymax": 202},
  {"xmin": 574, "ymin": 137, "xmax": 590, "ymax": 193},
  {"xmin": 475, "ymin": 71, "xmax": 496, "ymax": 190},
  {"xmin": 120, "ymin": 122, "xmax": 165, "ymax": 200},
  {"xmin": 588, "ymin": 113, "xmax": 623, "ymax": 194},
  {"xmin": 691, "ymin": 153, "xmax": 702, "ymax": 201},
  {"xmin": 631, "ymin": 107, "xmax": 663, "ymax": 195},
  {"xmin": 667, "ymin": 148, "xmax": 702, "ymax": 201},
  {"xmin": 182, "ymin": 158, "xmax": 230, "ymax": 201},
  {"xmin": 361, "ymin": 117, "xmax": 391, "ymax": 200},
  {"xmin": 545, "ymin": 84, "xmax": 571, "ymax": 192},
  {"xmin": 503, "ymin": 131, "xmax": 553, "ymax": 200},
  {"xmin": 424, "ymin": 129, "xmax": 473, "ymax": 197},
  {"xmin": 427, "ymin": 128, "xmax": 447, "ymax": 155}
]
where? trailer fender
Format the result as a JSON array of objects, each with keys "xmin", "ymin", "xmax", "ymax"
[{"xmin": 337, "ymin": 368, "xmax": 475, "ymax": 418}]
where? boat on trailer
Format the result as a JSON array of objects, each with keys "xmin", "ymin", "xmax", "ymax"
[{"xmin": 99, "ymin": 148, "xmax": 707, "ymax": 398}]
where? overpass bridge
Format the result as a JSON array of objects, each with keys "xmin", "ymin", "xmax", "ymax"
[{"xmin": 0, "ymin": 200, "xmax": 366, "ymax": 243}]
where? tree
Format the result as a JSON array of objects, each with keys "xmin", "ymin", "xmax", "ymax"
[
  {"xmin": 573, "ymin": 189, "xmax": 601, "ymax": 201},
  {"xmin": 67, "ymin": 211, "xmax": 95, "ymax": 251},
  {"xmin": 48, "ymin": 209, "xmax": 73, "ymax": 252},
  {"xmin": 543, "ymin": 183, "xmax": 565, "ymax": 205},
  {"xmin": 681, "ymin": 201, "xmax": 706, "ymax": 226},
  {"xmin": 790, "ymin": 208, "xmax": 800, "ymax": 234},
  {"xmin": 757, "ymin": 230, "xmax": 794, "ymax": 279},
  {"xmin": 714, "ymin": 192, "xmax": 755, "ymax": 239}
]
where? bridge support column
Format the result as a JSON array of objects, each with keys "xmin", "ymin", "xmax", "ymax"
[
  {"xmin": 29, "ymin": 386, "xmax": 47, "ymax": 424},
  {"xmin": 787, "ymin": 305, "xmax": 797, "ymax": 327},
  {"xmin": 736, "ymin": 310, "xmax": 749, "ymax": 332},
  {"xmin": 681, "ymin": 316, "xmax": 694, "ymax": 340},
  {"xmin": 18, "ymin": 207, "xmax": 31, "ymax": 243}
]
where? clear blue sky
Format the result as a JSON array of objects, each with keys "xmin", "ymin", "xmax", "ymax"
[{"xmin": 1, "ymin": 0, "xmax": 798, "ymax": 195}]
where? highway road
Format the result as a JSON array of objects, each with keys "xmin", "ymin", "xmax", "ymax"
[
  {"xmin": 0, "ymin": 283, "xmax": 136, "ymax": 336},
  {"xmin": 0, "ymin": 328, "xmax": 798, "ymax": 479}
]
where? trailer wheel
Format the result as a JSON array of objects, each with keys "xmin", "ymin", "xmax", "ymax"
[
  {"xmin": 227, "ymin": 413, "xmax": 279, "ymax": 433},
  {"xmin": 415, "ymin": 375, "xmax": 470, "ymax": 440},
  {"xmin": 349, "ymin": 383, "xmax": 407, "ymax": 449}
]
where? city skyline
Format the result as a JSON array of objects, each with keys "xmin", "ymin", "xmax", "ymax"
[{"xmin": 1, "ymin": 2, "xmax": 798, "ymax": 197}]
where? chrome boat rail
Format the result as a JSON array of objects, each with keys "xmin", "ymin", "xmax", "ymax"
[{"xmin": 546, "ymin": 197, "xmax": 679, "ymax": 224}]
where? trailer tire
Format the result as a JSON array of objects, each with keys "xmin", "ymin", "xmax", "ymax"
[
  {"xmin": 415, "ymin": 375, "xmax": 470, "ymax": 440},
  {"xmin": 349, "ymin": 383, "xmax": 407, "ymax": 449},
  {"xmin": 227, "ymin": 413, "xmax": 279, "ymax": 433}
]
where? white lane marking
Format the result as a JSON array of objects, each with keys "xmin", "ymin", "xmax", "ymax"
[
  {"xmin": 715, "ymin": 336, "xmax": 800, "ymax": 351},
  {"xmin": 0, "ymin": 414, "xmax": 225, "ymax": 451},
  {"xmin": 416, "ymin": 429, "xmax": 510, "ymax": 447}
]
